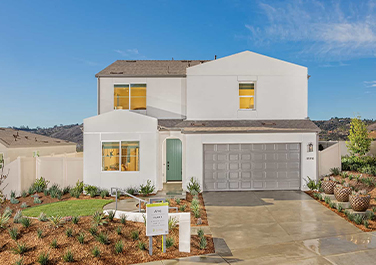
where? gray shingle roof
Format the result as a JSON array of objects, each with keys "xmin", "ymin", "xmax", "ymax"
[
  {"xmin": 158, "ymin": 119, "xmax": 321, "ymax": 134},
  {"xmin": 0, "ymin": 128, "xmax": 76, "ymax": 148},
  {"xmin": 96, "ymin": 60, "xmax": 210, "ymax": 77}
]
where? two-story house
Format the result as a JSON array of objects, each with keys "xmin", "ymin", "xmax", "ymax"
[{"xmin": 83, "ymin": 51, "xmax": 320, "ymax": 192}]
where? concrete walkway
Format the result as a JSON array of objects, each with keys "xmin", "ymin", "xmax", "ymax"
[{"xmin": 141, "ymin": 191, "xmax": 376, "ymax": 265}]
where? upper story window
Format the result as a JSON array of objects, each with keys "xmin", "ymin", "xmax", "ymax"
[
  {"xmin": 239, "ymin": 83, "xmax": 255, "ymax": 110},
  {"xmin": 102, "ymin": 141, "xmax": 140, "ymax": 172},
  {"xmin": 114, "ymin": 84, "xmax": 146, "ymax": 110}
]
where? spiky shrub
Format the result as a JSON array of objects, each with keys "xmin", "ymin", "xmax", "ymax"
[
  {"xmin": 49, "ymin": 215, "xmax": 64, "ymax": 228},
  {"xmin": 9, "ymin": 227, "xmax": 18, "ymax": 240},
  {"xmin": 324, "ymin": 196, "xmax": 331, "ymax": 204},
  {"xmin": 34, "ymin": 197, "xmax": 42, "ymax": 204},
  {"xmin": 77, "ymin": 233, "xmax": 85, "ymax": 244},
  {"xmin": 191, "ymin": 198, "xmax": 199, "ymax": 208},
  {"xmin": 63, "ymin": 249, "xmax": 74, "ymax": 262},
  {"xmin": 168, "ymin": 217, "xmax": 178, "ymax": 230},
  {"xmin": 199, "ymin": 236, "xmax": 207, "ymax": 249},
  {"xmin": 337, "ymin": 204, "xmax": 343, "ymax": 213},
  {"xmin": 330, "ymin": 168, "xmax": 340, "ymax": 176},
  {"xmin": 179, "ymin": 204, "xmax": 187, "ymax": 212},
  {"xmin": 192, "ymin": 206, "xmax": 201, "ymax": 218},
  {"xmin": 43, "ymin": 189, "xmax": 49, "ymax": 196},
  {"xmin": 187, "ymin": 177, "xmax": 201, "ymax": 194},
  {"xmin": 197, "ymin": 228, "xmax": 204, "ymax": 238},
  {"xmin": 348, "ymin": 174, "xmax": 354, "ymax": 180},
  {"xmin": 329, "ymin": 202, "xmax": 335, "ymax": 209},
  {"xmin": 92, "ymin": 246, "xmax": 100, "ymax": 257},
  {"xmin": 116, "ymin": 226, "xmax": 122, "ymax": 235},
  {"xmin": 65, "ymin": 228, "xmax": 73, "ymax": 237},
  {"xmin": 96, "ymin": 232, "xmax": 110, "ymax": 245},
  {"xmin": 27, "ymin": 186, "xmax": 35, "ymax": 195},
  {"xmin": 100, "ymin": 189, "xmax": 109, "ymax": 199},
  {"xmin": 20, "ymin": 217, "xmax": 31, "ymax": 228},
  {"xmin": 318, "ymin": 194, "xmax": 323, "ymax": 201},
  {"xmin": 88, "ymin": 226, "xmax": 97, "ymax": 236},
  {"xmin": 10, "ymin": 197, "xmax": 19, "ymax": 204},
  {"xmin": 120, "ymin": 214, "xmax": 127, "ymax": 225},
  {"xmin": 107, "ymin": 210, "xmax": 115, "ymax": 222},
  {"xmin": 50, "ymin": 239, "xmax": 58, "ymax": 249},
  {"xmin": 84, "ymin": 185, "xmax": 98, "ymax": 198},
  {"xmin": 12, "ymin": 242, "xmax": 28, "ymax": 254},
  {"xmin": 14, "ymin": 258, "xmax": 23, "ymax": 265},
  {"xmin": 348, "ymin": 213, "xmax": 355, "ymax": 222},
  {"xmin": 21, "ymin": 202, "xmax": 28, "ymax": 208},
  {"xmin": 13, "ymin": 210, "xmax": 23, "ymax": 224},
  {"xmin": 92, "ymin": 211, "xmax": 107, "ymax": 226},
  {"xmin": 354, "ymin": 214, "xmax": 363, "ymax": 225},
  {"xmin": 32, "ymin": 177, "xmax": 49, "ymax": 192},
  {"xmin": 114, "ymin": 241, "xmax": 124, "ymax": 254},
  {"xmin": 139, "ymin": 179, "xmax": 155, "ymax": 196},
  {"xmin": 125, "ymin": 186, "xmax": 138, "ymax": 196},
  {"xmin": 138, "ymin": 240, "xmax": 146, "ymax": 250},
  {"xmin": 71, "ymin": 215, "xmax": 80, "ymax": 225},
  {"xmin": 175, "ymin": 198, "xmax": 181, "ymax": 205},
  {"xmin": 69, "ymin": 187, "xmax": 81, "ymax": 198},
  {"xmin": 21, "ymin": 190, "xmax": 27, "ymax": 198},
  {"xmin": 341, "ymin": 172, "xmax": 349, "ymax": 179},
  {"xmin": 364, "ymin": 219, "xmax": 370, "ymax": 228},
  {"xmin": 131, "ymin": 230, "xmax": 139, "ymax": 241},
  {"xmin": 38, "ymin": 212, "xmax": 47, "ymax": 222},
  {"xmin": 368, "ymin": 211, "xmax": 375, "ymax": 220},
  {"xmin": 37, "ymin": 252, "xmax": 49, "ymax": 265},
  {"xmin": 166, "ymin": 237, "xmax": 174, "ymax": 248},
  {"xmin": 63, "ymin": 186, "xmax": 71, "ymax": 195},
  {"xmin": 10, "ymin": 190, "xmax": 16, "ymax": 198},
  {"xmin": 37, "ymin": 228, "xmax": 43, "ymax": 239},
  {"xmin": 49, "ymin": 184, "xmax": 63, "ymax": 199}
]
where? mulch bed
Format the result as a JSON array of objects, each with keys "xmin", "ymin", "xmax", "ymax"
[
  {"xmin": 0, "ymin": 216, "xmax": 214, "ymax": 265},
  {"xmin": 306, "ymin": 171, "xmax": 376, "ymax": 232}
]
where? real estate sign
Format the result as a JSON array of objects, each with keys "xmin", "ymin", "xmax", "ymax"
[{"xmin": 146, "ymin": 202, "xmax": 169, "ymax": 236}]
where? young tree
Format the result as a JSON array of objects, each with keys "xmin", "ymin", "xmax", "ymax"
[{"xmin": 346, "ymin": 116, "xmax": 371, "ymax": 156}]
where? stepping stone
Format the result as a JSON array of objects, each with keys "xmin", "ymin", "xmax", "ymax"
[
  {"xmin": 331, "ymin": 200, "xmax": 351, "ymax": 209},
  {"xmin": 320, "ymin": 193, "xmax": 335, "ymax": 201},
  {"xmin": 347, "ymin": 209, "xmax": 373, "ymax": 217}
]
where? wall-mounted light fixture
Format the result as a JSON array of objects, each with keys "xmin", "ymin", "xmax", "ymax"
[{"xmin": 307, "ymin": 143, "xmax": 314, "ymax": 152}]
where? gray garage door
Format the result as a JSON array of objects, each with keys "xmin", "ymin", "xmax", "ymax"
[{"xmin": 203, "ymin": 143, "xmax": 301, "ymax": 191}]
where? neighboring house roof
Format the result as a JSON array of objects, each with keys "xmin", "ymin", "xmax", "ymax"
[
  {"xmin": 368, "ymin": 123, "xmax": 376, "ymax": 131},
  {"xmin": 0, "ymin": 128, "xmax": 76, "ymax": 148},
  {"xmin": 95, "ymin": 60, "xmax": 210, "ymax": 77},
  {"xmin": 158, "ymin": 119, "xmax": 321, "ymax": 134}
]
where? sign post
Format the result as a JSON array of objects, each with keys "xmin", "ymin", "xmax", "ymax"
[{"xmin": 146, "ymin": 201, "xmax": 169, "ymax": 255}]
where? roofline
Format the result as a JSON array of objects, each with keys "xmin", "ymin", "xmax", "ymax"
[
  {"xmin": 158, "ymin": 129, "xmax": 320, "ymax": 134},
  {"xmin": 96, "ymin": 74, "xmax": 186, "ymax": 78}
]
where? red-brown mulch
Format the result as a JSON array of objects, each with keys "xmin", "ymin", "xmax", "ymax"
[{"xmin": 0, "ymin": 216, "xmax": 214, "ymax": 265}]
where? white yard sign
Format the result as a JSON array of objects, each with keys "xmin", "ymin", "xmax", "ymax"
[{"xmin": 146, "ymin": 202, "xmax": 169, "ymax": 236}]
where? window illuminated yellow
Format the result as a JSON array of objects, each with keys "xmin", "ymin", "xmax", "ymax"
[
  {"xmin": 121, "ymin": 141, "xmax": 139, "ymax": 171},
  {"xmin": 114, "ymin": 85, "xmax": 129, "ymax": 109},
  {"xmin": 131, "ymin": 84, "xmax": 146, "ymax": 110},
  {"xmin": 102, "ymin": 142, "xmax": 120, "ymax": 171},
  {"xmin": 239, "ymin": 83, "xmax": 255, "ymax": 109}
]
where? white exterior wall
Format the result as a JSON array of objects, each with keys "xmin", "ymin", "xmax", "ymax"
[
  {"xmin": 83, "ymin": 111, "xmax": 160, "ymax": 191},
  {"xmin": 99, "ymin": 77, "xmax": 186, "ymax": 119},
  {"xmin": 185, "ymin": 132, "xmax": 318, "ymax": 191},
  {"xmin": 318, "ymin": 143, "xmax": 341, "ymax": 177},
  {"xmin": 186, "ymin": 51, "xmax": 308, "ymax": 120}
]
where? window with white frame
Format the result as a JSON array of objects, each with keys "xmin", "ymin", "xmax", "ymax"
[
  {"xmin": 239, "ymin": 83, "xmax": 255, "ymax": 110},
  {"xmin": 102, "ymin": 141, "xmax": 139, "ymax": 172},
  {"xmin": 114, "ymin": 84, "xmax": 146, "ymax": 110}
]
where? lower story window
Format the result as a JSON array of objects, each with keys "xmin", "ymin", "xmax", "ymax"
[{"xmin": 102, "ymin": 141, "xmax": 139, "ymax": 172}]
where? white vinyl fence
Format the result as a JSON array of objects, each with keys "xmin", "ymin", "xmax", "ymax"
[
  {"xmin": 2, "ymin": 156, "xmax": 83, "ymax": 199},
  {"xmin": 318, "ymin": 142, "xmax": 341, "ymax": 177}
]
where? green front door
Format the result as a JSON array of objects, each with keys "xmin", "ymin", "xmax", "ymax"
[{"xmin": 166, "ymin": 139, "xmax": 182, "ymax": 181}]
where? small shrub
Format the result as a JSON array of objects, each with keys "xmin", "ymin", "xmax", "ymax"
[
  {"xmin": 21, "ymin": 202, "xmax": 28, "ymax": 209},
  {"xmin": 166, "ymin": 237, "xmax": 174, "ymax": 248},
  {"xmin": 10, "ymin": 197, "xmax": 19, "ymax": 204},
  {"xmin": 318, "ymin": 194, "xmax": 323, "ymax": 201},
  {"xmin": 92, "ymin": 246, "xmax": 100, "ymax": 257},
  {"xmin": 125, "ymin": 186, "xmax": 138, "ymax": 196},
  {"xmin": 337, "ymin": 204, "xmax": 343, "ymax": 213},
  {"xmin": 107, "ymin": 210, "xmax": 115, "ymax": 222},
  {"xmin": 63, "ymin": 186, "xmax": 71, "ymax": 195},
  {"xmin": 139, "ymin": 180, "xmax": 155, "ymax": 196},
  {"xmin": 341, "ymin": 171, "xmax": 349, "ymax": 179},
  {"xmin": 50, "ymin": 239, "xmax": 58, "ymax": 249},
  {"xmin": 12, "ymin": 242, "xmax": 27, "ymax": 254},
  {"xmin": 33, "ymin": 177, "xmax": 49, "ymax": 192},
  {"xmin": 168, "ymin": 217, "xmax": 178, "ymax": 230},
  {"xmin": 354, "ymin": 214, "xmax": 363, "ymax": 225},
  {"xmin": 49, "ymin": 184, "xmax": 63, "ymax": 199},
  {"xmin": 72, "ymin": 216, "xmax": 80, "ymax": 225},
  {"xmin": 176, "ymin": 198, "xmax": 181, "ymax": 205},
  {"xmin": 324, "ymin": 196, "xmax": 331, "ymax": 204},
  {"xmin": 37, "ymin": 228, "xmax": 43, "ymax": 239},
  {"xmin": 116, "ymin": 226, "xmax": 122, "ymax": 235},
  {"xmin": 4, "ymin": 206, "xmax": 12, "ymax": 215},
  {"xmin": 37, "ymin": 252, "xmax": 49, "ymax": 265},
  {"xmin": 368, "ymin": 211, "xmax": 375, "ymax": 220},
  {"xmin": 74, "ymin": 180, "xmax": 84, "ymax": 193},
  {"xmin": 20, "ymin": 218, "xmax": 31, "ymax": 228},
  {"xmin": 114, "ymin": 241, "xmax": 124, "ymax": 254},
  {"xmin": 120, "ymin": 214, "xmax": 127, "ymax": 225},
  {"xmin": 364, "ymin": 219, "xmax": 370, "ymax": 228},
  {"xmin": 63, "ymin": 249, "xmax": 74, "ymax": 262},
  {"xmin": 77, "ymin": 233, "xmax": 85, "ymax": 244},
  {"xmin": 347, "ymin": 213, "xmax": 355, "ymax": 221},
  {"xmin": 96, "ymin": 232, "xmax": 110, "ymax": 245},
  {"xmin": 197, "ymin": 228, "xmax": 204, "ymax": 238},
  {"xmin": 38, "ymin": 212, "xmax": 48, "ymax": 222},
  {"xmin": 329, "ymin": 202, "xmax": 335, "ymax": 209},
  {"xmin": 34, "ymin": 197, "xmax": 42, "ymax": 204},
  {"xmin": 187, "ymin": 177, "xmax": 201, "ymax": 194},
  {"xmin": 28, "ymin": 186, "xmax": 35, "ymax": 195},
  {"xmin": 21, "ymin": 190, "xmax": 27, "ymax": 198},
  {"xmin": 13, "ymin": 210, "xmax": 23, "ymax": 224},
  {"xmin": 49, "ymin": 216, "xmax": 64, "ymax": 228},
  {"xmin": 192, "ymin": 206, "xmax": 201, "ymax": 218},
  {"xmin": 131, "ymin": 230, "xmax": 139, "ymax": 240},
  {"xmin": 348, "ymin": 174, "xmax": 354, "ymax": 180},
  {"xmin": 43, "ymin": 189, "xmax": 49, "ymax": 196},
  {"xmin": 69, "ymin": 188, "xmax": 81, "ymax": 198},
  {"xmin": 179, "ymin": 204, "xmax": 187, "ymax": 212},
  {"xmin": 65, "ymin": 228, "xmax": 73, "ymax": 237},
  {"xmin": 88, "ymin": 226, "xmax": 97, "ymax": 236},
  {"xmin": 10, "ymin": 190, "xmax": 16, "ymax": 198},
  {"xmin": 100, "ymin": 189, "xmax": 109, "ymax": 199},
  {"xmin": 14, "ymin": 258, "xmax": 24, "ymax": 265},
  {"xmin": 360, "ymin": 177, "xmax": 375, "ymax": 187},
  {"xmin": 138, "ymin": 240, "xmax": 146, "ymax": 250},
  {"xmin": 92, "ymin": 211, "xmax": 107, "ymax": 226},
  {"xmin": 199, "ymin": 236, "xmax": 207, "ymax": 249},
  {"xmin": 330, "ymin": 167, "xmax": 340, "ymax": 176},
  {"xmin": 84, "ymin": 185, "xmax": 98, "ymax": 197},
  {"xmin": 191, "ymin": 198, "xmax": 199, "ymax": 208},
  {"xmin": 9, "ymin": 227, "xmax": 18, "ymax": 240}
]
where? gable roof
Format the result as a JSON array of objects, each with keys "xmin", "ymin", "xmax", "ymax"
[
  {"xmin": 96, "ymin": 60, "xmax": 210, "ymax": 77},
  {"xmin": 158, "ymin": 119, "xmax": 320, "ymax": 134},
  {"xmin": 0, "ymin": 128, "xmax": 76, "ymax": 148}
]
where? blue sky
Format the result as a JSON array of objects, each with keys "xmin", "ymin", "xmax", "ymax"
[{"xmin": 0, "ymin": 0, "xmax": 375, "ymax": 127}]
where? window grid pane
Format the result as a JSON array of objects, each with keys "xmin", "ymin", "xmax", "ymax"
[
  {"xmin": 102, "ymin": 142, "xmax": 120, "ymax": 171},
  {"xmin": 114, "ymin": 85, "xmax": 130, "ymax": 110},
  {"xmin": 121, "ymin": 141, "xmax": 140, "ymax": 171},
  {"xmin": 239, "ymin": 83, "xmax": 255, "ymax": 109},
  {"xmin": 131, "ymin": 84, "xmax": 146, "ymax": 110}
]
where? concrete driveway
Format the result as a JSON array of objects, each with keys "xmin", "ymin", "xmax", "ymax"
[{"xmin": 143, "ymin": 191, "xmax": 376, "ymax": 265}]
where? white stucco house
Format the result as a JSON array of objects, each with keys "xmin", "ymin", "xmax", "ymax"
[{"xmin": 83, "ymin": 51, "xmax": 320, "ymax": 192}]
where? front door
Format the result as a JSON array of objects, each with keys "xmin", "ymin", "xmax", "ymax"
[{"xmin": 166, "ymin": 139, "xmax": 182, "ymax": 181}]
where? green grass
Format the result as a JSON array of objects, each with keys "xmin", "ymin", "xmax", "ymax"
[{"xmin": 22, "ymin": 199, "xmax": 113, "ymax": 217}]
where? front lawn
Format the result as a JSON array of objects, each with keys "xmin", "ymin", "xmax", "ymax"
[{"xmin": 22, "ymin": 199, "xmax": 113, "ymax": 217}]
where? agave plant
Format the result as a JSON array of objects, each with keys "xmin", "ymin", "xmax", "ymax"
[
  {"xmin": 0, "ymin": 211, "xmax": 11, "ymax": 228},
  {"xmin": 92, "ymin": 211, "xmax": 108, "ymax": 227},
  {"xmin": 49, "ymin": 215, "xmax": 64, "ymax": 228}
]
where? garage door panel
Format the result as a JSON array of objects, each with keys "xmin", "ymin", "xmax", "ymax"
[{"xmin": 203, "ymin": 143, "xmax": 301, "ymax": 191}]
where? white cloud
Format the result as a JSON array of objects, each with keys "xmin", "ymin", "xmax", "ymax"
[
  {"xmin": 114, "ymin": 49, "xmax": 139, "ymax": 57},
  {"xmin": 364, "ymin": 81, "xmax": 376, "ymax": 87},
  {"xmin": 245, "ymin": 0, "xmax": 376, "ymax": 60}
]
